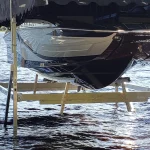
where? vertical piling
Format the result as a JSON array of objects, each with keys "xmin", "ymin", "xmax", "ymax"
[
  {"xmin": 12, "ymin": 18, "xmax": 18, "ymax": 137},
  {"xmin": 122, "ymin": 82, "xmax": 132, "ymax": 112},
  {"xmin": 10, "ymin": 0, "xmax": 18, "ymax": 136},
  {"xmin": 60, "ymin": 82, "xmax": 69, "ymax": 115},
  {"xmin": 33, "ymin": 74, "xmax": 38, "ymax": 94}
]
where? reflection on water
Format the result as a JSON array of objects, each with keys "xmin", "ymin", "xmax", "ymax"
[{"xmin": 0, "ymin": 33, "xmax": 150, "ymax": 149}]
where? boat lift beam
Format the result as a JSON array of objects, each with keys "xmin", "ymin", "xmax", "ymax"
[{"xmin": 0, "ymin": 77, "xmax": 150, "ymax": 136}]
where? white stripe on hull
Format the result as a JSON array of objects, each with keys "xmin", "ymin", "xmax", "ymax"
[{"xmin": 17, "ymin": 27, "xmax": 116, "ymax": 58}]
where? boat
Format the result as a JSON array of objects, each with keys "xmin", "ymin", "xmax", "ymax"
[
  {"xmin": 1, "ymin": 0, "xmax": 150, "ymax": 30},
  {"xmin": 4, "ymin": 21, "xmax": 150, "ymax": 89},
  {"xmin": 2, "ymin": 0, "xmax": 150, "ymax": 89}
]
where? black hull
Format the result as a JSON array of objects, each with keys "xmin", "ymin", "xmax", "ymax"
[
  {"xmin": 23, "ymin": 55, "xmax": 133, "ymax": 89},
  {"xmin": 71, "ymin": 57, "xmax": 133, "ymax": 89}
]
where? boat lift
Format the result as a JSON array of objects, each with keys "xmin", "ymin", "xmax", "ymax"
[
  {"xmin": 0, "ymin": 0, "xmax": 150, "ymax": 137},
  {"xmin": 1, "ymin": 74, "xmax": 150, "ymax": 137}
]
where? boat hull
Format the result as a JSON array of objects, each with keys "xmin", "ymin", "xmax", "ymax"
[
  {"xmin": 24, "ymin": 55, "xmax": 133, "ymax": 89},
  {"xmin": 4, "ymin": 26, "xmax": 150, "ymax": 89}
]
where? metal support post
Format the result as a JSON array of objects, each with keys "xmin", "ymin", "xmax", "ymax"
[
  {"xmin": 82, "ymin": 87, "xmax": 86, "ymax": 93},
  {"xmin": 115, "ymin": 83, "xmax": 119, "ymax": 108},
  {"xmin": 33, "ymin": 74, "xmax": 38, "ymax": 94},
  {"xmin": 4, "ymin": 66, "xmax": 13, "ymax": 128},
  {"xmin": 122, "ymin": 82, "xmax": 132, "ymax": 112},
  {"xmin": 77, "ymin": 86, "xmax": 81, "ymax": 92},
  {"xmin": 77, "ymin": 86, "xmax": 86, "ymax": 93},
  {"xmin": 60, "ymin": 82, "xmax": 69, "ymax": 115}
]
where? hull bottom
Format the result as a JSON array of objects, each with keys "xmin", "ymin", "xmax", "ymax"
[{"xmin": 23, "ymin": 56, "xmax": 133, "ymax": 89}]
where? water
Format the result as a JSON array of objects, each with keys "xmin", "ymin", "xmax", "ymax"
[{"xmin": 0, "ymin": 32, "xmax": 150, "ymax": 150}]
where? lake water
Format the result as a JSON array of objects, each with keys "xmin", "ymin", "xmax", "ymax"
[{"xmin": 0, "ymin": 32, "xmax": 150, "ymax": 150}]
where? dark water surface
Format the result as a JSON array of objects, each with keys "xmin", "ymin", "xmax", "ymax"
[{"xmin": 0, "ymin": 33, "xmax": 150, "ymax": 150}]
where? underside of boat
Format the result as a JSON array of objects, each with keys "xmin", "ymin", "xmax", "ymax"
[{"xmin": 2, "ymin": 0, "xmax": 150, "ymax": 89}]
